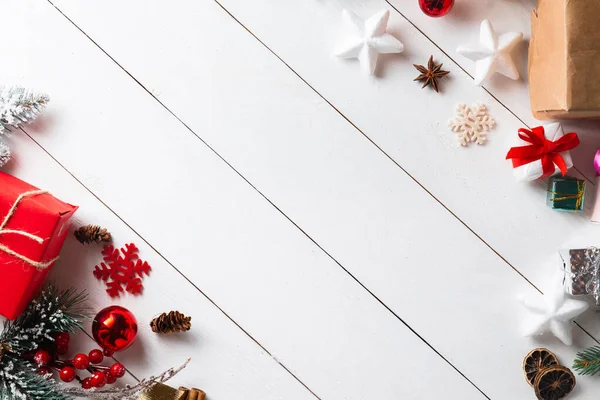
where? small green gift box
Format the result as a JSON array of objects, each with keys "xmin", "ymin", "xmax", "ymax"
[{"xmin": 547, "ymin": 176, "xmax": 586, "ymax": 212}]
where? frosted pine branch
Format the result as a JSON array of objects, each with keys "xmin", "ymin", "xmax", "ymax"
[
  {"xmin": 0, "ymin": 86, "xmax": 49, "ymax": 135},
  {"xmin": 0, "ymin": 141, "xmax": 9, "ymax": 167}
]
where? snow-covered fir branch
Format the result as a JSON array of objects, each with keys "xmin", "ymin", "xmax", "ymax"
[
  {"xmin": 0, "ymin": 285, "xmax": 88, "ymax": 400},
  {"xmin": 0, "ymin": 86, "xmax": 49, "ymax": 135},
  {"xmin": 0, "ymin": 85, "xmax": 50, "ymax": 167}
]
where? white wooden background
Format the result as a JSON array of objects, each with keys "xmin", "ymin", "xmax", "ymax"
[{"xmin": 3, "ymin": 0, "xmax": 600, "ymax": 398}]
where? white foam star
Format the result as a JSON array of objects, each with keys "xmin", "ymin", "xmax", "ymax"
[
  {"xmin": 519, "ymin": 277, "xmax": 589, "ymax": 345},
  {"xmin": 335, "ymin": 9, "xmax": 404, "ymax": 76},
  {"xmin": 457, "ymin": 19, "xmax": 523, "ymax": 86}
]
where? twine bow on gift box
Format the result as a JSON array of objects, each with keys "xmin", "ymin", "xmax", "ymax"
[
  {"xmin": 0, "ymin": 189, "xmax": 58, "ymax": 269},
  {"xmin": 505, "ymin": 126, "xmax": 580, "ymax": 177}
]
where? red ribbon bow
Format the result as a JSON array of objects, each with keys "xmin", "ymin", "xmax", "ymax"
[{"xmin": 505, "ymin": 126, "xmax": 579, "ymax": 178}]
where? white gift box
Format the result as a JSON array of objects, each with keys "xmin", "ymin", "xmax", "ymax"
[{"xmin": 512, "ymin": 122, "xmax": 573, "ymax": 182}]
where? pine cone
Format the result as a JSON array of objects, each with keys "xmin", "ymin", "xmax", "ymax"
[
  {"xmin": 150, "ymin": 311, "xmax": 192, "ymax": 334},
  {"xmin": 73, "ymin": 224, "xmax": 112, "ymax": 244}
]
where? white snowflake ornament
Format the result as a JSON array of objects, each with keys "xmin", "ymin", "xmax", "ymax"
[
  {"xmin": 519, "ymin": 277, "xmax": 589, "ymax": 346},
  {"xmin": 335, "ymin": 9, "xmax": 404, "ymax": 75},
  {"xmin": 448, "ymin": 103, "xmax": 495, "ymax": 146},
  {"xmin": 457, "ymin": 20, "xmax": 523, "ymax": 86}
]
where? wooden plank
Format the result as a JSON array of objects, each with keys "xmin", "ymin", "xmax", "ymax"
[
  {"xmin": 35, "ymin": 0, "xmax": 600, "ymax": 398},
  {"xmin": 4, "ymin": 104, "xmax": 316, "ymax": 400},
  {"xmin": 381, "ymin": 0, "xmax": 600, "ymax": 181},
  {"xmin": 1, "ymin": 0, "xmax": 485, "ymax": 398}
]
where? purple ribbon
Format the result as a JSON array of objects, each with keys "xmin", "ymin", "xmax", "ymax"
[{"xmin": 595, "ymin": 149, "xmax": 600, "ymax": 176}]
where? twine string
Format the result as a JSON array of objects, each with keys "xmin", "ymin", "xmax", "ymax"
[{"xmin": 0, "ymin": 189, "xmax": 58, "ymax": 269}]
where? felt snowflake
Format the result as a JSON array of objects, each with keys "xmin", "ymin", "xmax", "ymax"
[
  {"xmin": 93, "ymin": 243, "xmax": 152, "ymax": 297},
  {"xmin": 448, "ymin": 103, "xmax": 495, "ymax": 146}
]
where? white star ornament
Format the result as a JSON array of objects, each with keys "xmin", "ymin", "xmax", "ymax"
[
  {"xmin": 457, "ymin": 19, "xmax": 523, "ymax": 86},
  {"xmin": 519, "ymin": 279, "xmax": 588, "ymax": 346},
  {"xmin": 335, "ymin": 9, "xmax": 404, "ymax": 76}
]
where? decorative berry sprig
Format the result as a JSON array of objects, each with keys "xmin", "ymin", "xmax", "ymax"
[{"xmin": 31, "ymin": 332, "xmax": 126, "ymax": 389}]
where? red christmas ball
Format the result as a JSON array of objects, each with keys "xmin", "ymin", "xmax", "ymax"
[
  {"xmin": 92, "ymin": 306, "xmax": 138, "ymax": 353},
  {"xmin": 110, "ymin": 362, "xmax": 126, "ymax": 378},
  {"xmin": 88, "ymin": 349, "xmax": 104, "ymax": 364},
  {"xmin": 91, "ymin": 371, "xmax": 107, "ymax": 388},
  {"xmin": 33, "ymin": 350, "xmax": 51, "ymax": 367},
  {"xmin": 419, "ymin": 0, "xmax": 454, "ymax": 17},
  {"xmin": 60, "ymin": 366, "xmax": 76, "ymax": 383},
  {"xmin": 73, "ymin": 353, "xmax": 90, "ymax": 370}
]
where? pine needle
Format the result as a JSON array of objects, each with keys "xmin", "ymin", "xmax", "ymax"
[{"xmin": 573, "ymin": 345, "xmax": 600, "ymax": 375}]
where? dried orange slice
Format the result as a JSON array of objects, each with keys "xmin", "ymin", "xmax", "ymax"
[
  {"xmin": 534, "ymin": 365, "xmax": 576, "ymax": 400},
  {"xmin": 523, "ymin": 348, "xmax": 559, "ymax": 386}
]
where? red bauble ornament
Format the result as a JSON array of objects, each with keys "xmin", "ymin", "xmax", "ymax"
[
  {"xmin": 73, "ymin": 353, "xmax": 90, "ymax": 370},
  {"xmin": 92, "ymin": 306, "xmax": 138, "ymax": 353},
  {"xmin": 33, "ymin": 350, "xmax": 51, "ymax": 366},
  {"xmin": 419, "ymin": 0, "xmax": 454, "ymax": 17},
  {"xmin": 60, "ymin": 366, "xmax": 76, "ymax": 383},
  {"xmin": 91, "ymin": 371, "xmax": 107, "ymax": 388},
  {"xmin": 88, "ymin": 349, "xmax": 104, "ymax": 364},
  {"xmin": 110, "ymin": 362, "xmax": 126, "ymax": 378}
]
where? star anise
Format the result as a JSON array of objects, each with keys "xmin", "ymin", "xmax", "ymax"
[{"xmin": 413, "ymin": 55, "xmax": 449, "ymax": 93}]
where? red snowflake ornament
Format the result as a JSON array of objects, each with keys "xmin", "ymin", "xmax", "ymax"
[{"xmin": 93, "ymin": 243, "xmax": 151, "ymax": 297}]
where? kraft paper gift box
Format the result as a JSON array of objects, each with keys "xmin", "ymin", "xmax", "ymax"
[
  {"xmin": 0, "ymin": 172, "xmax": 77, "ymax": 320},
  {"xmin": 529, "ymin": 0, "xmax": 600, "ymax": 119}
]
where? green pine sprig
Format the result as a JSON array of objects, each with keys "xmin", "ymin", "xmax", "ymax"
[
  {"xmin": 573, "ymin": 345, "xmax": 600, "ymax": 376},
  {"xmin": 0, "ymin": 284, "xmax": 89, "ymax": 400}
]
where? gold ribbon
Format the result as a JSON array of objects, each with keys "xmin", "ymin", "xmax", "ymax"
[
  {"xmin": 0, "ymin": 189, "xmax": 58, "ymax": 269},
  {"xmin": 548, "ymin": 180, "xmax": 585, "ymax": 209},
  {"xmin": 138, "ymin": 383, "xmax": 206, "ymax": 400}
]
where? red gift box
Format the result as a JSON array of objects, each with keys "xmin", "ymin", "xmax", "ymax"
[{"xmin": 0, "ymin": 172, "xmax": 77, "ymax": 320}]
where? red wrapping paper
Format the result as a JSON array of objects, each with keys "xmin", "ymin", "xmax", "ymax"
[{"xmin": 0, "ymin": 172, "xmax": 77, "ymax": 320}]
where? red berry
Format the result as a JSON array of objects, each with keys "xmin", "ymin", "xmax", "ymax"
[
  {"xmin": 81, "ymin": 377, "xmax": 94, "ymax": 389},
  {"xmin": 33, "ymin": 350, "xmax": 51, "ymax": 366},
  {"xmin": 102, "ymin": 348, "xmax": 114, "ymax": 357},
  {"xmin": 54, "ymin": 332, "xmax": 70, "ymax": 347},
  {"xmin": 88, "ymin": 349, "xmax": 104, "ymax": 364},
  {"xmin": 73, "ymin": 353, "xmax": 90, "ymax": 370},
  {"xmin": 91, "ymin": 371, "xmax": 107, "ymax": 388},
  {"xmin": 106, "ymin": 372, "xmax": 117, "ymax": 384},
  {"xmin": 56, "ymin": 345, "xmax": 68, "ymax": 356},
  {"xmin": 37, "ymin": 366, "xmax": 52, "ymax": 376},
  {"xmin": 59, "ymin": 366, "xmax": 76, "ymax": 383},
  {"xmin": 110, "ymin": 362, "xmax": 126, "ymax": 378}
]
